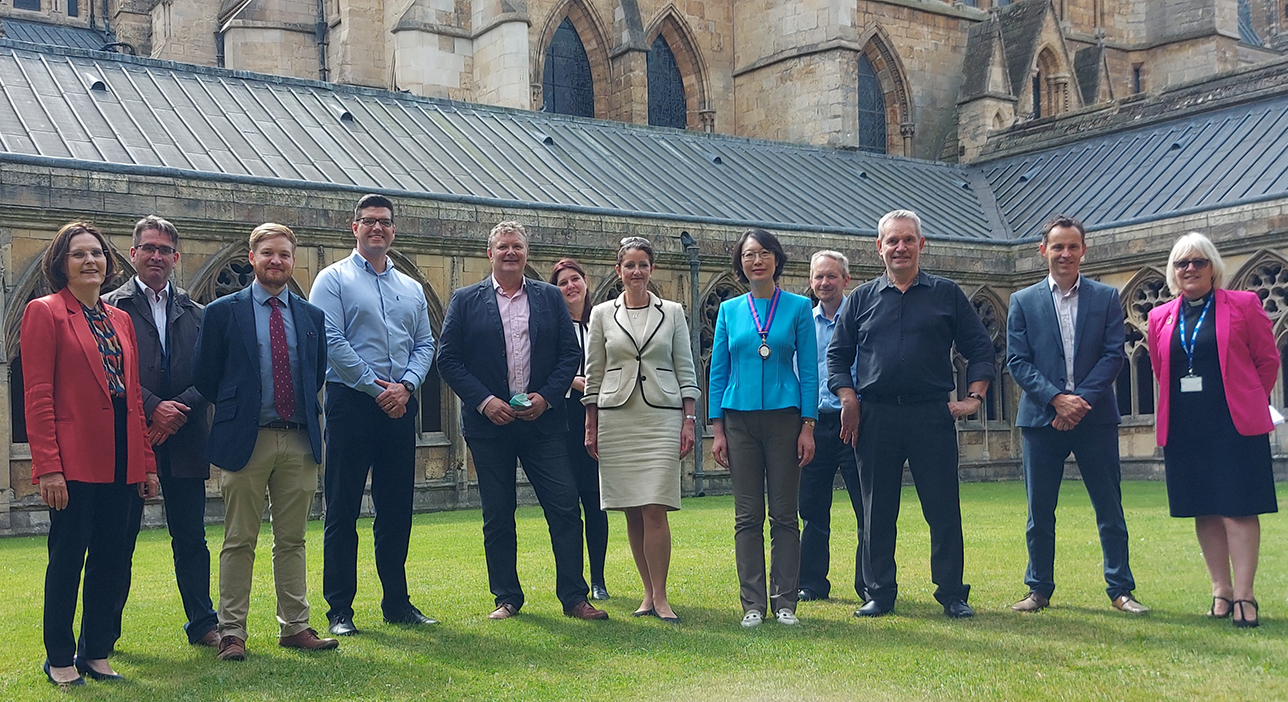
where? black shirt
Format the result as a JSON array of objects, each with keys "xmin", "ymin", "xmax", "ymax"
[{"xmin": 827, "ymin": 271, "xmax": 995, "ymax": 398}]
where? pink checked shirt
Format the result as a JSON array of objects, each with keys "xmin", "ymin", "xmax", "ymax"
[{"xmin": 477, "ymin": 275, "xmax": 531, "ymax": 413}]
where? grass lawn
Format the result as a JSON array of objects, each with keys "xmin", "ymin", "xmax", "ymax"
[{"xmin": 0, "ymin": 480, "xmax": 1285, "ymax": 701}]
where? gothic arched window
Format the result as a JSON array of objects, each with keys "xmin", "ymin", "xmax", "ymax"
[
  {"xmin": 698, "ymin": 275, "xmax": 748, "ymax": 423},
  {"xmin": 1117, "ymin": 270, "xmax": 1170, "ymax": 416},
  {"xmin": 647, "ymin": 35, "xmax": 687, "ymax": 129},
  {"xmin": 542, "ymin": 18, "xmax": 595, "ymax": 118},
  {"xmin": 857, "ymin": 53, "xmax": 887, "ymax": 154}
]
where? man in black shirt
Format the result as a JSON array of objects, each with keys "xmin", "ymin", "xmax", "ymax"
[{"xmin": 827, "ymin": 209, "xmax": 995, "ymax": 619}]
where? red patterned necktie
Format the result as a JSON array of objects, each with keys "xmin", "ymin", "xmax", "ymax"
[{"xmin": 268, "ymin": 297, "xmax": 295, "ymax": 421}]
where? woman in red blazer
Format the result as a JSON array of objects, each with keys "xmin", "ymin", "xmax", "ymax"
[
  {"xmin": 1148, "ymin": 232, "xmax": 1279, "ymax": 629},
  {"xmin": 23, "ymin": 222, "xmax": 157, "ymax": 686}
]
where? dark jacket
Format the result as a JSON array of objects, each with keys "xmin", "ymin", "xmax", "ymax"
[
  {"xmin": 438, "ymin": 277, "xmax": 580, "ymax": 440},
  {"xmin": 104, "ymin": 278, "xmax": 210, "ymax": 479},
  {"xmin": 1006, "ymin": 277, "xmax": 1125, "ymax": 428},
  {"xmin": 192, "ymin": 286, "xmax": 326, "ymax": 471}
]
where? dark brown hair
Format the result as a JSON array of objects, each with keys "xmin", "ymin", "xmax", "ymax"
[
  {"xmin": 42, "ymin": 221, "xmax": 117, "ymax": 292},
  {"xmin": 617, "ymin": 236, "xmax": 656, "ymax": 265},
  {"xmin": 355, "ymin": 193, "xmax": 395, "ymax": 220},
  {"xmin": 1040, "ymin": 215, "xmax": 1085, "ymax": 243},
  {"xmin": 549, "ymin": 258, "xmax": 591, "ymax": 324},
  {"xmin": 732, "ymin": 228, "xmax": 787, "ymax": 283}
]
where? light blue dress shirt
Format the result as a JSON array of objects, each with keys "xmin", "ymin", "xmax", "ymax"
[
  {"xmin": 250, "ymin": 280, "xmax": 305, "ymax": 424},
  {"xmin": 309, "ymin": 251, "xmax": 436, "ymax": 398},
  {"xmin": 814, "ymin": 303, "xmax": 856, "ymax": 413},
  {"xmin": 708, "ymin": 289, "xmax": 818, "ymax": 420}
]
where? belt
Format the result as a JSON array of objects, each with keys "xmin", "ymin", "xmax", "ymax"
[
  {"xmin": 260, "ymin": 420, "xmax": 306, "ymax": 431},
  {"xmin": 861, "ymin": 391, "xmax": 948, "ymax": 406}
]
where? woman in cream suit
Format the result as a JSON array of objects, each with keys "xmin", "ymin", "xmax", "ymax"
[{"xmin": 584, "ymin": 237, "xmax": 700, "ymax": 623}]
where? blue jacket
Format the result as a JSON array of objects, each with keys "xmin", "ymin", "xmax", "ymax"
[
  {"xmin": 1006, "ymin": 277, "xmax": 1125, "ymax": 428},
  {"xmin": 708, "ymin": 289, "xmax": 818, "ymax": 420},
  {"xmin": 437, "ymin": 277, "xmax": 581, "ymax": 439},
  {"xmin": 192, "ymin": 286, "xmax": 327, "ymax": 471}
]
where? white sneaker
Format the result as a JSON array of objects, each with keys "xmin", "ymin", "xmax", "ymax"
[
  {"xmin": 740, "ymin": 611, "xmax": 763, "ymax": 628},
  {"xmin": 776, "ymin": 609, "xmax": 799, "ymax": 626}
]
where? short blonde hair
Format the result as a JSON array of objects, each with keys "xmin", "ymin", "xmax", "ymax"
[
  {"xmin": 488, "ymin": 221, "xmax": 528, "ymax": 249},
  {"xmin": 249, "ymin": 222, "xmax": 297, "ymax": 251},
  {"xmin": 810, "ymin": 250, "xmax": 851, "ymax": 278},
  {"xmin": 877, "ymin": 209, "xmax": 923, "ymax": 240},
  {"xmin": 1165, "ymin": 232, "xmax": 1225, "ymax": 296}
]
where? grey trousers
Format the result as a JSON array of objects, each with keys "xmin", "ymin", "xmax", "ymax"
[{"xmin": 724, "ymin": 408, "xmax": 802, "ymax": 615}]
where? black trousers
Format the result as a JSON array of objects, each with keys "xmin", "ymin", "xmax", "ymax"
[
  {"xmin": 86, "ymin": 464, "xmax": 217, "ymax": 656},
  {"xmin": 797, "ymin": 411, "xmax": 864, "ymax": 600},
  {"xmin": 323, "ymin": 383, "xmax": 419, "ymax": 621},
  {"xmin": 467, "ymin": 421, "xmax": 588, "ymax": 610},
  {"xmin": 857, "ymin": 400, "xmax": 968, "ymax": 607},
  {"xmin": 565, "ymin": 394, "xmax": 608, "ymax": 588},
  {"xmin": 47, "ymin": 398, "xmax": 133, "ymax": 667}
]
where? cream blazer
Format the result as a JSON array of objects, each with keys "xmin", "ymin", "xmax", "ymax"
[{"xmin": 582, "ymin": 292, "xmax": 700, "ymax": 410}]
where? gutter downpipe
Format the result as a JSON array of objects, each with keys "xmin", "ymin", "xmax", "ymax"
[
  {"xmin": 680, "ymin": 231, "xmax": 705, "ymax": 496},
  {"xmin": 316, "ymin": 0, "xmax": 329, "ymax": 82}
]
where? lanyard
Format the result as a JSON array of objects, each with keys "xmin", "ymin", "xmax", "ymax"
[
  {"xmin": 747, "ymin": 288, "xmax": 781, "ymax": 344},
  {"xmin": 1177, "ymin": 295, "xmax": 1213, "ymax": 374}
]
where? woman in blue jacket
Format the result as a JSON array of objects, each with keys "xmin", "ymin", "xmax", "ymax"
[{"xmin": 709, "ymin": 228, "xmax": 817, "ymax": 628}]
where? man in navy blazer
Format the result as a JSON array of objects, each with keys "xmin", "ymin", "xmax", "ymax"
[
  {"xmin": 193, "ymin": 223, "xmax": 337, "ymax": 660},
  {"xmin": 437, "ymin": 221, "xmax": 606, "ymax": 621},
  {"xmin": 1006, "ymin": 216, "xmax": 1147, "ymax": 615}
]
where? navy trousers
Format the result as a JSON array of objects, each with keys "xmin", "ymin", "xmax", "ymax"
[
  {"xmin": 467, "ymin": 421, "xmax": 589, "ymax": 611},
  {"xmin": 1021, "ymin": 423, "xmax": 1135, "ymax": 600},
  {"xmin": 323, "ymin": 383, "xmax": 419, "ymax": 622},
  {"xmin": 797, "ymin": 411, "xmax": 864, "ymax": 600}
]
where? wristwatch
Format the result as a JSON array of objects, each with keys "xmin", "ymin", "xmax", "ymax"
[
  {"xmin": 802, "ymin": 418, "xmax": 816, "ymax": 426},
  {"xmin": 967, "ymin": 391, "xmax": 985, "ymax": 403},
  {"xmin": 401, "ymin": 380, "xmax": 416, "ymax": 394},
  {"xmin": 684, "ymin": 414, "xmax": 698, "ymax": 423}
]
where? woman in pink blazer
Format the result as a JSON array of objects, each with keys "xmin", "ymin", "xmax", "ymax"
[
  {"xmin": 1147, "ymin": 233, "xmax": 1278, "ymax": 629},
  {"xmin": 24, "ymin": 223, "xmax": 157, "ymax": 685}
]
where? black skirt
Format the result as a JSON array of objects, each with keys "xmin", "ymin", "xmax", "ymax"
[{"xmin": 1163, "ymin": 297, "xmax": 1277, "ymax": 518}]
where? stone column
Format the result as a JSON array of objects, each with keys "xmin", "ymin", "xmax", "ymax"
[
  {"xmin": 473, "ymin": 0, "xmax": 531, "ymax": 109},
  {"xmin": 391, "ymin": 0, "xmax": 473, "ymax": 99}
]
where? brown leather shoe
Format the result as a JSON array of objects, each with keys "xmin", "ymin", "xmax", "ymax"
[
  {"xmin": 488, "ymin": 603, "xmax": 519, "ymax": 620},
  {"xmin": 195, "ymin": 630, "xmax": 221, "ymax": 648},
  {"xmin": 278, "ymin": 628, "xmax": 339, "ymax": 651},
  {"xmin": 564, "ymin": 601, "xmax": 609, "ymax": 621},
  {"xmin": 1112, "ymin": 593, "xmax": 1150, "ymax": 615},
  {"xmin": 1011, "ymin": 592, "xmax": 1050, "ymax": 612},
  {"xmin": 217, "ymin": 636, "xmax": 246, "ymax": 661}
]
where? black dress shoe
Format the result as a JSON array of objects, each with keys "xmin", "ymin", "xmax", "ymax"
[
  {"xmin": 385, "ymin": 605, "xmax": 439, "ymax": 626},
  {"xmin": 855, "ymin": 600, "xmax": 894, "ymax": 617},
  {"xmin": 944, "ymin": 599, "xmax": 975, "ymax": 618},
  {"xmin": 43, "ymin": 661, "xmax": 85, "ymax": 687},
  {"xmin": 328, "ymin": 614, "xmax": 359, "ymax": 636},
  {"xmin": 74, "ymin": 658, "xmax": 124, "ymax": 681},
  {"xmin": 590, "ymin": 584, "xmax": 610, "ymax": 601},
  {"xmin": 797, "ymin": 589, "xmax": 828, "ymax": 602}
]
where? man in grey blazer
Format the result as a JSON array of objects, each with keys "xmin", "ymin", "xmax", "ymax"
[{"xmin": 1006, "ymin": 216, "xmax": 1147, "ymax": 614}]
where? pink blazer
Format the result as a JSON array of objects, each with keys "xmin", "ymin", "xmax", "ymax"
[{"xmin": 1147, "ymin": 288, "xmax": 1279, "ymax": 447}]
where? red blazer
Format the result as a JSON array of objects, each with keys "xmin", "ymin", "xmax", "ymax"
[
  {"xmin": 1147, "ymin": 288, "xmax": 1279, "ymax": 447},
  {"xmin": 23, "ymin": 287, "xmax": 156, "ymax": 484}
]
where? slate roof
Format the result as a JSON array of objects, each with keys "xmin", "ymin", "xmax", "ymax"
[
  {"xmin": 0, "ymin": 40, "xmax": 996, "ymax": 241},
  {"xmin": 997, "ymin": 0, "xmax": 1049, "ymax": 109},
  {"xmin": 1, "ymin": 40, "xmax": 1287, "ymax": 245},
  {"xmin": 1073, "ymin": 44, "xmax": 1103, "ymax": 107},
  {"xmin": 958, "ymin": 17, "xmax": 1007, "ymax": 103},
  {"xmin": 982, "ymin": 91, "xmax": 1288, "ymax": 239},
  {"xmin": 0, "ymin": 17, "xmax": 110, "ymax": 53}
]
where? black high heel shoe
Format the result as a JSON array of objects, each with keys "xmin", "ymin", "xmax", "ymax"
[
  {"xmin": 1232, "ymin": 599, "xmax": 1260, "ymax": 628},
  {"xmin": 1207, "ymin": 596, "xmax": 1233, "ymax": 619},
  {"xmin": 75, "ymin": 657, "xmax": 125, "ymax": 681}
]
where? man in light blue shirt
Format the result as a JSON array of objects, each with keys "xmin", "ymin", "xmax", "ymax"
[
  {"xmin": 797, "ymin": 250, "xmax": 865, "ymax": 603},
  {"xmin": 310, "ymin": 194, "xmax": 437, "ymax": 636}
]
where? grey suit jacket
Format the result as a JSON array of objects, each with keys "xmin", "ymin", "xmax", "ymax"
[
  {"xmin": 1006, "ymin": 276, "xmax": 1125, "ymax": 428},
  {"xmin": 103, "ymin": 278, "xmax": 210, "ymax": 479}
]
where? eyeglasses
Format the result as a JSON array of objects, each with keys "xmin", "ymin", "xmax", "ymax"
[
  {"xmin": 741, "ymin": 250, "xmax": 774, "ymax": 263},
  {"xmin": 67, "ymin": 249, "xmax": 106, "ymax": 261},
  {"xmin": 137, "ymin": 244, "xmax": 176, "ymax": 256},
  {"xmin": 355, "ymin": 217, "xmax": 394, "ymax": 228},
  {"xmin": 1173, "ymin": 258, "xmax": 1210, "ymax": 271}
]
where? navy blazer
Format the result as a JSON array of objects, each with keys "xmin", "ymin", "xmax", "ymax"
[
  {"xmin": 437, "ymin": 277, "xmax": 581, "ymax": 440},
  {"xmin": 1006, "ymin": 277, "xmax": 1125, "ymax": 428},
  {"xmin": 192, "ymin": 286, "xmax": 327, "ymax": 471}
]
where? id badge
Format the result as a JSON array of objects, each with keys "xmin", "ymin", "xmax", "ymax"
[{"xmin": 1180, "ymin": 374, "xmax": 1203, "ymax": 393}]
